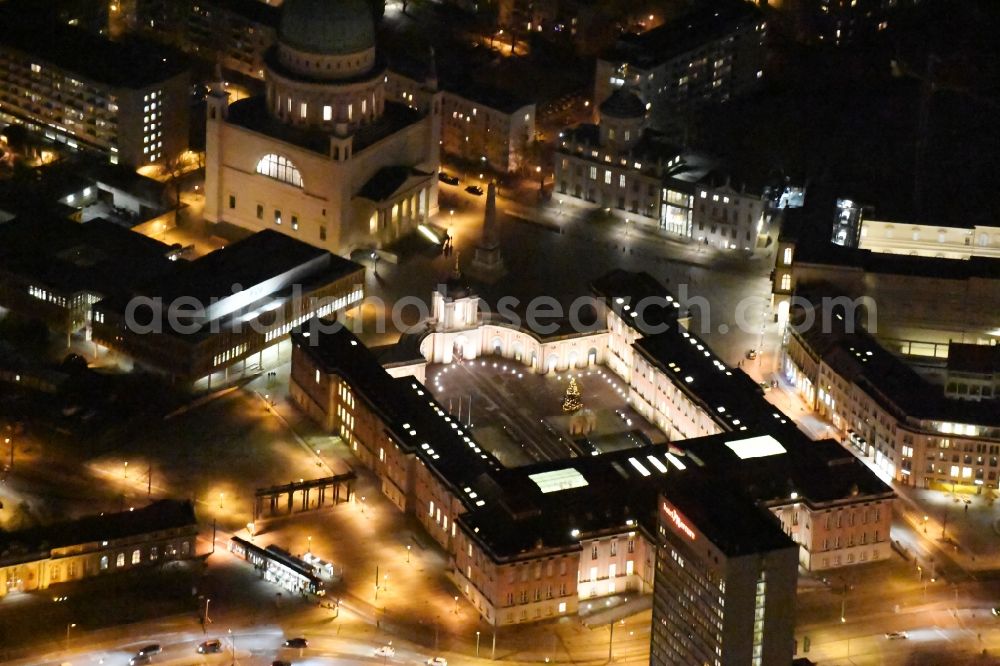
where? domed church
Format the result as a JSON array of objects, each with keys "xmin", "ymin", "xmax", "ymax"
[{"xmin": 204, "ymin": 0, "xmax": 441, "ymax": 252}]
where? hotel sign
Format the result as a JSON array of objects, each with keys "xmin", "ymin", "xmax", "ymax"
[{"xmin": 661, "ymin": 501, "xmax": 696, "ymax": 540}]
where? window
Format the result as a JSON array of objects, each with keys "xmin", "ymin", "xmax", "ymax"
[
  {"xmin": 256, "ymin": 154, "xmax": 304, "ymax": 187},
  {"xmin": 100, "ymin": 555, "xmax": 109, "ymax": 570},
  {"xmin": 150, "ymin": 546, "xmax": 158, "ymax": 560},
  {"xmin": 780, "ymin": 274, "xmax": 791, "ymax": 290},
  {"xmin": 116, "ymin": 553, "xmax": 125, "ymax": 567},
  {"xmin": 256, "ymin": 204, "xmax": 264, "ymax": 219},
  {"xmin": 589, "ymin": 166, "xmax": 597, "ymax": 180},
  {"xmin": 591, "ymin": 545, "xmax": 598, "ymax": 560},
  {"xmin": 300, "ymin": 102, "xmax": 308, "ymax": 118},
  {"xmin": 604, "ymin": 170, "xmax": 612, "ymax": 185},
  {"xmin": 229, "ymin": 195, "xmax": 236, "ymax": 209},
  {"xmin": 132, "ymin": 549, "xmax": 141, "ymax": 564},
  {"xmin": 291, "ymin": 215, "xmax": 299, "ymax": 231},
  {"xmin": 783, "ymin": 248, "xmax": 793, "ymax": 265},
  {"xmin": 323, "ymin": 105, "xmax": 332, "ymax": 121},
  {"xmin": 274, "ymin": 209, "xmax": 282, "ymax": 225}
]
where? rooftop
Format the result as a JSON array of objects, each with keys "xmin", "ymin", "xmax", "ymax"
[
  {"xmin": 661, "ymin": 472, "xmax": 795, "ymax": 557},
  {"xmin": 95, "ymin": 230, "xmax": 364, "ymax": 340},
  {"xmin": 226, "ymin": 97, "xmax": 425, "ymax": 156},
  {"xmin": 604, "ymin": 0, "xmax": 763, "ymax": 69},
  {"xmin": 293, "ymin": 324, "xmax": 504, "ymax": 505},
  {"xmin": 791, "ymin": 305, "xmax": 1000, "ymax": 428},
  {"xmin": 0, "ymin": 215, "xmax": 174, "ymax": 298},
  {"xmin": 947, "ymin": 343, "xmax": 1000, "ymax": 375},
  {"xmin": 0, "ymin": 8, "xmax": 188, "ymax": 88},
  {"xmin": 0, "ymin": 500, "xmax": 196, "ymax": 564}
]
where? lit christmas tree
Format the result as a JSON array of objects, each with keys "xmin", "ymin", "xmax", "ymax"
[{"xmin": 562, "ymin": 377, "xmax": 583, "ymax": 413}]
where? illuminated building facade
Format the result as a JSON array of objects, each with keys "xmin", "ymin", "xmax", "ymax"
[
  {"xmin": 782, "ymin": 307, "xmax": 1000, "ymax": 492},
  {"xmin": 0, "ymin": 500, "xmax": 197, "ymax": 598},
  {"xmin": 594, "ymin": 0, "xmax": 767, "ymax": 132},
  {"xmin": 92, "ymin": 230, "xmax": 364, "ymax": 384},
  {"xmin": 554, "ymin": 91, "xmax": 764, "ymax": 248},
  {"xmin": 203, "ymin": 0, "xmax": 441, "ymax": 254},
  {"xmin": 0, "ymin": 9, "xmax": 189, "ymax": 167},
  {"xmin": 651, "ymin": 475, "xmax": 798, "ymax": 666}
]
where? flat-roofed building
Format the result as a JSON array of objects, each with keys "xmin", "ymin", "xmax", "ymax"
[
  {"xmin": 0, "ymin": 8, "xmax": 189, "ymax": 167},
  {"xmin": 0, "ymin": 215, "xmax": 175, "ymax": 337},
  {"xmin": 782, "ymin": 304, "xmax": 1000, "ymax": 492},
  {"xmin": 0, "ymin": 500, "xmax": 197, "ymax": 598},
  {"xmin": 92, "ymin": 229, "xmax": 364, "ymax": 384},
  {"xmin": 594, "ymin": 0, "xmax": 767, "ymax": 133},
  {"xmin": 651, "ymin": 473, "xmax": 798, "ymax": 666}
]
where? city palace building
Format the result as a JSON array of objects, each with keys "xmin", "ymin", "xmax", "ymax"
[
  {"xmin": 204, "ymin": 0, "xmax": 441, "ymax": 254},
  {"xmin": 288, "ymin": 269, "xmax": 892, "ymax": 631}
]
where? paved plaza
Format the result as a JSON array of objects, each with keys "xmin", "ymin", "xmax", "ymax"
[{"xmin": 425, "ymin": 360, "xmax": 665, "ymax": 466}]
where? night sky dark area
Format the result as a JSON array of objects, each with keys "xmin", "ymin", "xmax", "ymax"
[{"xmin": 694, "ymin": 0, "xmax": 1000, "ymax": 226}]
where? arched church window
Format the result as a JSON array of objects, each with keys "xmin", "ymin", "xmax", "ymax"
[{"xmin": 255, "ymin": 154, "xmax": 303, "ymax": 188}]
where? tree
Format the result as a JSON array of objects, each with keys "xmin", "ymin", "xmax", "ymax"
[{"xmin": 562, "ymin": 377, "xmax": 583, "ymax": 413}]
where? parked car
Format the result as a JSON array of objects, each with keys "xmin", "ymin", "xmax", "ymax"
[
  {"xmin": 283, "ymin": 637, "xmax": 309, "ymax": 648},
  {"xmin": 464, "ymin": 185, "xmax": 484, "ymax": 196},
  {"xmin": 884, "ymin": 631, "xmax": 908, "ymax": 640},
  {"xmin": 374, "ymin": 644, "xmax": 396, "ymax": 657},
  {"xmin": 197, "ymin": 639, "xmax": 222, "ymax": 654},
  {"xmin": 438, "ymin": 172, "xmax": 459, "ymax": 185}
]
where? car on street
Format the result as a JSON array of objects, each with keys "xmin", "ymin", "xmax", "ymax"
[
  {"xmin": 464, "ymin": 185, "xmax": 484, "ymax": 196},
  {"xmin": 438, "ymin": 172, "xmax": 459, "ymax": 185},
  {"xmin": 426, "ymin": 658, "xmax": 448, "ymax": 666},
  {"xmin": 885, "ymin": 631, "xmax": 908, "ymax": 640},
  {"xmin": 137, "ymin": 645, "xmax": 162, "ymax": 656},
  {"xmin": 197, "ymin": 639, "xmax": 222, "ymax": 653},
  {"xmin": 129, "ymin": 657, "xmax": 152, "ymax": 666},
  {"xmin": 283, "ymin": 637, "xmax": 309, "ymax": 648},
  {"xmin": 374, "ymin": 644, "xmax": 396, "ymax": 657},
  {"xmin": 746, "ymin": 349, "xmax": 758, "ymax": 360}
]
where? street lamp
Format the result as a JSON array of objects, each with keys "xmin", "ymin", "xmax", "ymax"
[
  {"xmin": 218, "ymin": 492, "xmax": 224, "ymax": 509},
  {"xmin": 228, "ymin": 628, "xmax": 236, "ymax": 665},
  {"xmin": 123, "ymin": 460, "xmax": 128, "ymax": 480},
  {"xmin": 65, "ymin": 622, "xmax": 76, "ymax": 647},
  {"xmin": 453, "ymin": 595, "xmax": 459, "ymax": 614},
  {"xmin": 923, "ymin": 514, "xmax": 929, "ymax": 533},
  {"xmin": 371, "ymin": 251, "xmax": 379, "ymax": 276},
  {"xmin": 307, "ymin": 535, "xmax": 312, "ymax": 553},
  {"xmin": 406, "ymin": 544, "xmax": 411, "ymax": 563},
  {"xmin": 476, "ymin": 630, "xmax": 481, "ymax": 657}
]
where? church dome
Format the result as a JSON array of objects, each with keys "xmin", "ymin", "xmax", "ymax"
[
  {"xmin": 279, "ymin": 0, "xmax": 376, "ymax": 56},
  {"xmin": 599, "ymin": 89, "xmax": 647, "ymax": 119}
]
